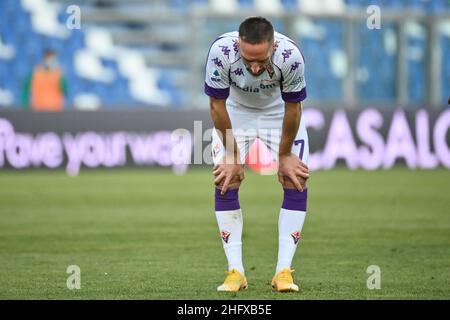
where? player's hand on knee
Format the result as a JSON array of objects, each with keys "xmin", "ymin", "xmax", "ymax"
[
  {"xmin": 298, "ymin": 175, "xmax": 307, "ymax": 190},
  {"xmin": 213, "ymin": 163, "xmax": 245, "ymax": 186},
  {"xmin": 213, "ymin": 160, "xmax": 245, "ymax": 195},
  {"xmin": 278, "ymin": 154, "xmax": 309, "ymax": 192},
  {"xmin": 278, "ymin": 172, "xmax": 308, "ymax": 192},
  {"xmin": 278, "ymin": 154, "xmax": 309, "ymax": 180}
]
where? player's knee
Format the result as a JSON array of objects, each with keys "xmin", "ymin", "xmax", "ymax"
[
  {"xmin": 215, "ymin": 175, "xmax": 242, "ymax": 189},
  {"xmin": 281, "ymin": 179, "xmax": 296, "ymax": 189},
  {"xmin": 280, "ymin": 176, "xmax": 307, "ymax": 190}
]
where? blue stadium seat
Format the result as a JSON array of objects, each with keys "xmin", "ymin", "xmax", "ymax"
[
  {"xmin": 238, "ymin": 0, "xmax": 254, "ymax": 8},
  {"xmin": 1, "ymin": 0, "xmax": 449, "ymax": 109},
  {"xmin": 280, "ymin": 0, "xmax": 298, "ymax": 10}
]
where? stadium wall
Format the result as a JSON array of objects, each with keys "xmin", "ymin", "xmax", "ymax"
[{"xmin": 0, "ymin": 108, "xmax": 449, "ymax": 175}]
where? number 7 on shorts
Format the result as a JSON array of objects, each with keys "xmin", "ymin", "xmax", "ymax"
[{"xmin": 294, "ymin": 139, "xmax": 305, "ymax": 160}]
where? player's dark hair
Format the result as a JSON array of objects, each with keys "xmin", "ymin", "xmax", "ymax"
[{"xmin": 238, "ymin": 16, "xmax": 274, "ymax": 44}]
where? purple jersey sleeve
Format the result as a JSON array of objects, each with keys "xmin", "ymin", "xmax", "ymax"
[
  {"xmin": 281, "ymin": 44, "xmax": 307, "ymax": 103},
  {"xmin": 204, "ymin": 39, "xmax": 231, "ymax": 100}
]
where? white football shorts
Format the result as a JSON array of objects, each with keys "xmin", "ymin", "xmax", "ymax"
[{"xmin": 211, "ymin": 104, "xmax": 309, "ymax": 166}]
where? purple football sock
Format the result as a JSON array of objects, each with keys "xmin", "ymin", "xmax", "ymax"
[
  {"xmin": 215, "ymin": 188, "xmax": 240, "ymax": 211},
  {"xmin": 282, "ymin": 188, "xmax": 307, "ymax": 211}
]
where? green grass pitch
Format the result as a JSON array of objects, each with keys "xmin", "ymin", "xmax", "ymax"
[{"xmin": 0, "ymin": 168, "xmax": 449, "ymax": 299}]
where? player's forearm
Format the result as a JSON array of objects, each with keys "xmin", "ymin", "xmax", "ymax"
[
  {"xmin": 279, "ymin": 102, "xmax": 301, "ymax": 157},
  {"xmin": 210, "ymin": 98, "xmax": 239, "ymax": 159}
]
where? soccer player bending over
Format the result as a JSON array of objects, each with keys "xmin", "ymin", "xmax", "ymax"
[{"xmin": 205, "ymin": 17, "xmax": 310, "ymax": 293}]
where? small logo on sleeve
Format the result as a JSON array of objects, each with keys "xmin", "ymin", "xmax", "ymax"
[
  {"xmin": 211, "ymin": 69, "xmax": 221, "ymax": 82},
  {"xmin": 290, "ymin": 76, "xmax": 304, "ymax": 86}
]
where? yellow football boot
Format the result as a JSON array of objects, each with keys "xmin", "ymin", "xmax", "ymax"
[
  {"xmin": 217, "ymin": 269, "xmax": 248, "ymax": 292},
  {"xmin": 271, "ymin": 268, "xmax": 299, "ymax": 292}
]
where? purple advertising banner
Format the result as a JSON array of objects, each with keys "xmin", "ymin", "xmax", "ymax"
[
  {"xmin": 0, "ymin": 108, "xmax": 449, "ymax": 175},
  {"xmin": 303, "ymin": 108, "xmax": 450, "ymax": 170}
]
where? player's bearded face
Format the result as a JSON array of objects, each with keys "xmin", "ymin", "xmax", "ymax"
[{"xmin": 239, "ymin": 38, "xmax": 274, "ymax": 77}]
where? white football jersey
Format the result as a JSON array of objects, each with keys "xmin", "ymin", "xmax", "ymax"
[{"xmin": 204, "ymin": 31, "xmax": 307, "ymax": 113}]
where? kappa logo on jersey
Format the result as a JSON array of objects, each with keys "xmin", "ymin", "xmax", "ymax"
[
  {"xmin": 282, "ymin": 48, "xmax": 294, "ymax": 62},
  {"xmin": 212, "ymin": 57, "xmax": 224, "ymax": 69},
  {"xmin": 220, "ymin": 230, "xmax": 231, "ymax": 243},
  {"xmin": 291, "ymin": 231, "xmax": 301, "ymax": 244},
  {"xmin": 290, "ymin": 61, "xmax": 301, "ymax": 73},
  {"xmin": 232, "ymin": 39, "xmax": 239, "ymax": 54},
  {"xmin": 266, "ymin": 64, "xmax": 275, "ymax": 78},
  {"xmin": 219, "ymin": 45, "xmax": 230, "ymax": 58},
  {"xmin": 232, "ymin": 68, "xmax": 244, "ymax": 76},
  {"xmin": 274, "ymin": 40, "xmax": 280, "ymax": 52}
]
